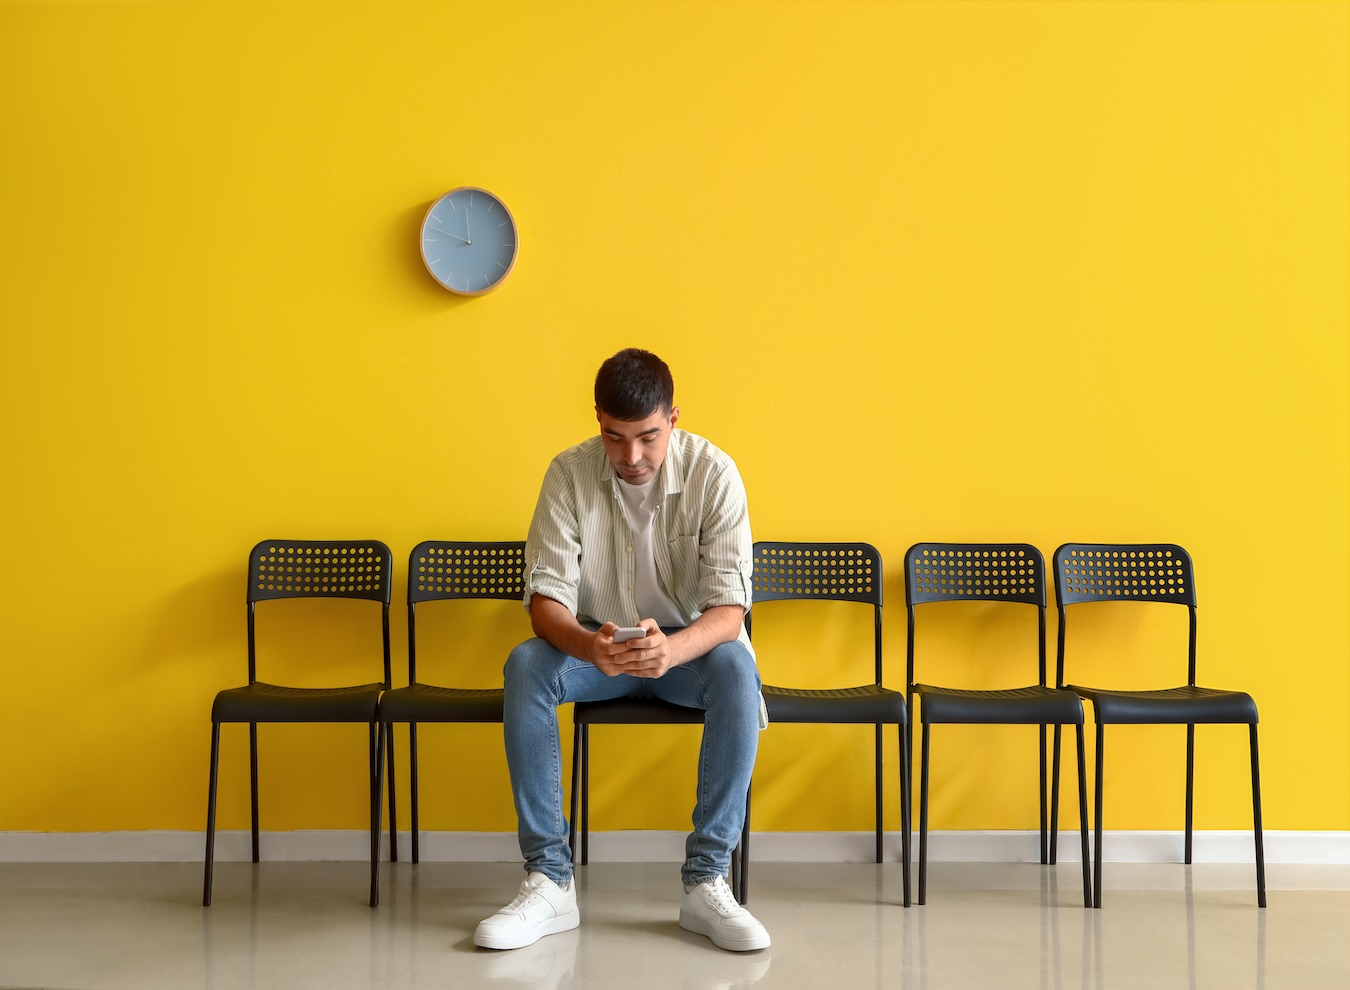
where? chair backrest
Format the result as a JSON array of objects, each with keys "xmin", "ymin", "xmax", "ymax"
[
  {"xmin": 1053, "ymin": 543, "xmax": 1194, "ymax": 606},
  {"xmin": 904, "ymin": 543, "xmax": 1045, "ymax": 606},
  {"xmin": 750, "ymin": 541, "xmax": 883, "ymax": 684},
  {"xmin": 1052, "ymin": 543, "xmax": 1197, "ymax": 687},
  {"xmin": 245, "ymin": 540, "xmax": 393, "ymax": 685},
  {"xmin": 903, "ymin": 543, "xmax": 1048, "ymax": 689},
  {"xmin": 406, "ymin": 540, "xmax": 526, "ymax": 681},
  {"xmin": 751, "ymin": 541, "xmax": 882, "ymax": 604}
]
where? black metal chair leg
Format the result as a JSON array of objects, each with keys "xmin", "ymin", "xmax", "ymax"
[
  {"xmin": 383, "ymin": 720, "xmax": 397, "ymax": 864},
  {"xmin": 739, "ymin": 785, "xmax": 751, "ymax": 905},
  {"xmin": 581, "ymin": 725, "xmax": 590, "ymax": 866},
  {"xmin": 568, "ymin": 722, "xmax": 581, "ymax": 866},
  {"xmin": 203, "ymin": 722, "xmax": 220, "ymax": 907},
  {"xmin": 729, "ymin": 835, "xmax": 738, "ymax": 903},
  {"xmin": 409, "ymin": 723, "xmax": 420, "ymax": 865},
  {"xmin": 899, "ymin": 723, "xmax": 911, "ymax": 908},
  {"xmin": 1250, "ymin": 725, "xmax": 1266, "ymax": 908},
  {"xmin": 1184, "ymin": 723, "xmax": 1195, "ymax": 865},
  {"xmin": 249, "ymin": 723, "xmax": 260, "ymax": 863},
  {"xmin": 386, "ymin": 721, "xmax": 398, "ymax": 865},
  {"xmin": 1050, "ymin": 723, "xmax": 1063, "ymax": 865},
  {"xmin": 1039, "ymin": 723, "xmax": 1049, "ymax": 865},
  {"xmin": 1093, "ymin": 722, "xmax": 1104, "ymax": 909},
  {"xmin": 1076, "ymin": 722, "xmax": 1091, "ymax": 908},
  {"xmin": 919, "ymin": 722, "xmax": 931, "ymax": 905},
  {"xmin": 874, "ymin": 723, "xmax": 883, "ymax": 863},
  {"xmin": 370, "ymin": 721, "xmax": 383, "ymax": 908}
]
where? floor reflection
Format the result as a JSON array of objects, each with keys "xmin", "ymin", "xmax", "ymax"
[{"xmin": 0, "ymin": 859, "xmax": 1336, "ymax": 990}]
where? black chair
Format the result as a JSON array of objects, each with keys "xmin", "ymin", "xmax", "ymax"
[
  {"xmin": 747, "ymin": 541, "xmax": 911, "ymax": 907},
  {"xmin": 1052, "ymin": 543, "xmax": 1265, "ymax": 908},
  {"xmin": 203, "ymin": 540, "xmax": 392, "ymax": 908},
  {"xmin": 377, "ymin": 541, "xmax": 524, "ymax": 866},
  {"xmin": 904, "ymin": 543, "xmax": 1091, "ymax": 906}
]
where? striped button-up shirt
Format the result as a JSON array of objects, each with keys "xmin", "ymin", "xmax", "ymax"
[{"xmin": 523, "ymin": 429, "xmax": 754, "ymax": 642}]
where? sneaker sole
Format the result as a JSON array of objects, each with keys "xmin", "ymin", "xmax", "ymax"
[
  {"xmin": 679, "ymin": 910, "xmax": 771, "ymax": 952},
  {"xmin": 474, "ymin": 910, "xmax": 580, "ymax": 951}
]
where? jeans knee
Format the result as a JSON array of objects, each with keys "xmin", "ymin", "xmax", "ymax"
[
  {"xmin": 703, "ymin": 642, "xmax": 761, "ymax": 704},
  {"xmin": 504, "ymin": 638, "xmax": 557, "ymax": 696}
]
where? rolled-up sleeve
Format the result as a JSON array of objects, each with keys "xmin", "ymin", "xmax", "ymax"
[
  {"xmin": 523, "ymin": 458, "xmax": 582, "ymax": 615},
  {"xmin": 695, "ymin": 458, "xmax": 754, "ymax": 613}
]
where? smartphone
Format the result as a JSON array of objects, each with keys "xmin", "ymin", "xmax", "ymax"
[{"xmin": 612, "ymin": 626, "xmax": 648, "ymax": 643}]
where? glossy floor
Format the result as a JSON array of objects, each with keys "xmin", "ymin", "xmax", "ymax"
[{"xmin": 0, "ymin": 860, "xmax": 1346, "ymax": 989}]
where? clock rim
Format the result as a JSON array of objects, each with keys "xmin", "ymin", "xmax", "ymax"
[{"xmin": 419, "ymin": 185, "xmax": 518, "ymax": 296}]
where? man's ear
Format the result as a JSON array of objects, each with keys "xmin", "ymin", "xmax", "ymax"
[{"xmin": 669, "ymin": 406, "xmax": 680, "ymax": 428}]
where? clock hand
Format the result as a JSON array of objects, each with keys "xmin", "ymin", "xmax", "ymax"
[
  {"xmin": 429, "ymin": 222, "xmax": 470, "ymax": 244},
  {"xmin": 464, "ymin": 206, "xmax": 472, "ymax": 246}
]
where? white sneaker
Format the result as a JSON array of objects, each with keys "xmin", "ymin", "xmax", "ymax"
[
  {"xmin": 474, "ymin": 872, "xmax": 580, "ymax": 951},
  {"xmin": 679, "ymin": 876, "xmax": 771, "ymax": 952}
]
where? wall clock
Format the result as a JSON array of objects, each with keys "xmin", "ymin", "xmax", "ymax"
[{"xmin": 419, "ymin": 187, "xmax": 518, "ymax": 295}]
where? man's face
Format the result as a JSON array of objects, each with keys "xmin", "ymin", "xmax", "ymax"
[{"xmin": 596, "ymin": 405, "xmax": 679, "ymax": 486}]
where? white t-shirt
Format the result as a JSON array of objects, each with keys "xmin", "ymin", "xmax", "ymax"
[{"xmin": 615, "ymin": 468, "xmax": 685, "ymax": 629}]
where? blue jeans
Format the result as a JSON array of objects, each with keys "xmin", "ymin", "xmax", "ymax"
[{"xmin": 503, "ymin": 634, "xmax": 761, "ymax": 888}]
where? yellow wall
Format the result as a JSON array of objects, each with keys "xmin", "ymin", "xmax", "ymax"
[{"xmin": 2, "ymin": 0, "xmax": 1346, "ymax": 837}]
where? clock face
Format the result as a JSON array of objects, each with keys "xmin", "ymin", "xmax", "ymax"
[{"xmin": 420, "ymin": 187, "xmax": 518, "ymax": 295}]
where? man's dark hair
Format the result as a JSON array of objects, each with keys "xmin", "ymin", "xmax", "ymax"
[{"xmin": 594, "ymin": 348, "xmax": 674, "ymax": 421}]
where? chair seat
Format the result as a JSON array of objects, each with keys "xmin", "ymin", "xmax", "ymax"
[
  {"xmin": 762, "ymin": 684, "xmax": 907, "ymax": 724},
  {"xmin": 574, "ymin": 697, "xmax": 706, "ymax": 725},
  {"xmin": 915, "ymin": 684, "xmax": 1083, "ymax": 725},
  {"xmin": 379, "ymin": 684, "xmax": 504, "ymax": 723},
  {"xmin": 1066, "ymin": 684, "xmax": 1258, "ymax": 725},
  {"xmin": 212, "ymin": 682, "xmax": 383, "ymax": 723}
]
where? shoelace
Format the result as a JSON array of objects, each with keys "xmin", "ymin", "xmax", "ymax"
[
  {"xmin": 703, "ymin": 878, "xmax": 741, "ymax": 916},
  {"xmin": 504, "ymin": 878, "xmax": 550, "ymax": 913}
]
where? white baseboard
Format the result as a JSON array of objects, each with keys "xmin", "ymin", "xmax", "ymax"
[{"xmin": 1, "ymin": 830, "xmax": 1345, "ymax": 865}]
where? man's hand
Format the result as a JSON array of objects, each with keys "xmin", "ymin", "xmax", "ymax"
[
  {"xmin": 593, "ymin": 621, "xmax": 673, "ymax": 678},
  {"xmin": 530, "ymin": 595, "xmax": 742, "ymax": 679}
]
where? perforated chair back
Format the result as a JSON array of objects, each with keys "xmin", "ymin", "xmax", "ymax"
[
  {"xmin": 1054, "ymin": 543, "xmax": 1194, "ymax": 606},
  {"xmin": 248, "ymin": 541, "xmax": 392, "ymax": 602},
  {"xmin": 905, "ymin": 542, "xmax": 1049, "ymax": 691},
  {"xmin": 406, "ymin": 540, "xmax": 525, "ymax": 682},
  {"xmin": 245, "ymin": 540, "xmax": 393, "ymax": 685},
  {"xmin": 408, "ymin": 541, "xmax": 526, "ymax": 604},
  {"xmin": 1053, "ymin": 543, "xmax": 1198, "ymax": 687},
  {"xmin": 905, "ymin": 543, "xmax": 1046, "ymax": 606},
  {"xmin": 752, "ymin": 541, "xmax": 882, "ymax": 605},
  {"xmin": 751, "ymin": 541, "xmax": 882, "ymax": 686}
]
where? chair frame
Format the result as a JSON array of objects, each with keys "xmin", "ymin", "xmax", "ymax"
[
  {"xmin": 377, "ymin": 540, "xmax": 524, "ymax": 867},
  {"xmin": 1052, "ymin": 542, "xmax": 1266, "ymax": 908},
  {"xmin": 203, "ymin": 540, "xmax": 392, "ymax": 908},
  {"xmin": 904, "ymin": 543, "xmax": 1091, "ymax": 906},
  {"xmin": 745, "ymin": 540, "xmax": 911, "ymax": 907}
]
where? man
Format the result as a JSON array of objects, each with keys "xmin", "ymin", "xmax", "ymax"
[{"xmin": 474, "ymin": 348, "xmax": 770, "ymax": 953}]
